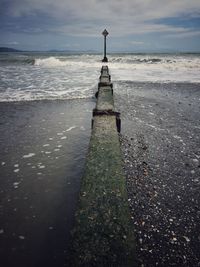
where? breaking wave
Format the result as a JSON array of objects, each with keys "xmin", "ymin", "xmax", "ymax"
[
  {"xmin": 110, "ymin": 57, "xmax": 163, "ymax": 64},
  {"xmin": 34, "ymin": 57, "xmax": 67, "ymax": 67}
]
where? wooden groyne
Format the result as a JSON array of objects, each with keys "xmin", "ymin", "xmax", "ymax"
[{"xmin": 70, "ymin": 66, "xmax": 135, "ymax": 266}]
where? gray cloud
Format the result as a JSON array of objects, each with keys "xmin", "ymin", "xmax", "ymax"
[
  {"xmin": 1, "ymin": 0, "xmax": 200, "ymax": 51},
  {"xmin": 3, "ymin": 0, "xmax": 200, "ymax": 32},
  {"xmin": 165, "ymin": 30, "xmax": 200, "ymax": 38}
]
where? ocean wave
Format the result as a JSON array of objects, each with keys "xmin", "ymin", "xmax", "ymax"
[
  {"xmin": 107, "ymin": 55, "xmax": 200, "ymax": 82},
  {"xmin": 1, "ymin": 53, "xmax": 200, "ymax": 70},
  {"xmin": 109, "ymin": 55, "xmax": 200, "ymax": 68},
  {"xmin": 34, "ymin": 57, "xmax": 67, "ymax": 67},
  {"xmin": 108, "ymin": 59, "xmax": 200, "ymax": 71},
  {"xmin": 109, "ymin": 57, "xmax": 163, "ymax": 64},
  {"xmin": 0, "ymin": 56, "xmax": 35, "ymax": 65},
  {"xmin": 33, "ymin": 56, "xmax": 104, "ymax": 69},
  {"xmin": 0, "ymin": 89, "xmax": 94, "ymax": 102}
]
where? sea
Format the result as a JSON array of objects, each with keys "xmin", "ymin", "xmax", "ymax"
[
  {"xmin": 0, "ymin": 52, "xmax": 200, "ymax": 102},
  {"xmin": 0, "ymin": 52, "xmax": 200, "ymax": 267}
]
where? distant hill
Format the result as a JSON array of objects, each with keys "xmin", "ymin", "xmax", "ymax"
[
  {"xmin": 0, "ymin": 47, "xmax": 100, "ymax": 53},
  {"xmin": 0, "ymin": 47, "xmax": 22, "ymax": 52}
]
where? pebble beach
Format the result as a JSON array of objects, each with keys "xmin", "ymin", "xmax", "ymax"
[{"xmin": 115, "ymin": 82, "xmax": 200, "ymax": 266}]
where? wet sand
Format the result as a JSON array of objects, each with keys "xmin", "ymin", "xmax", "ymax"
[
  {"xmin": 0, "ymin": 98, "xmax": 94, "ymax": 267},
  {"xmin": 115, "ymin": 82, "xmax": 200, "ymax": 266}
]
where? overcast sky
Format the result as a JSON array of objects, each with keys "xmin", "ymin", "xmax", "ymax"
[{"xmin": 0, "ymin": 0, "xmax": 200, "ymax": 52}]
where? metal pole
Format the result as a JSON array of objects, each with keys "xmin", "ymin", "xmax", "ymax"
[
  {"xmin": 102, "ymin": 29, "xmax": 108, "ymax": 62},
  {"xmin": 104, "ymin": 36, "xmax": 106, "ymax": 59}
]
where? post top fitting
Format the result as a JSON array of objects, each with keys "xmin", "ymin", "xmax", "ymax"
[{"xmin": 102, "ymin": 29, "xmax": 109, "ymax": 37}]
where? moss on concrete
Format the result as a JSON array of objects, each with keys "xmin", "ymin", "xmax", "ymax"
[
  {"xmin": 99, "ymin": 76, "xmax": 110, "ymax": 84},
  {"xmin": 96, "ymin": 86, "xmax": 114, "ymax": 111},
  {"xmin": 69, "ymin": 66, "xmax": 135, "ymax": 266}
]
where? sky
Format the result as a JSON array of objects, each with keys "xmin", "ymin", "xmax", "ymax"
[{"xmin": 0, "ymin": 0, "xmax": 200, "ymax": 52}]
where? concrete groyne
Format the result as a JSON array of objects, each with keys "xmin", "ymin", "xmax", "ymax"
[{"xmin": 70, "ymin": 66, "xmax": 135, "ymax": 266}]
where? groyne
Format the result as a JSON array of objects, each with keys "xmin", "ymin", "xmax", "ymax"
[{"xmin": 70, "ymin": 66, "xmax": 135, "ymax": 266}]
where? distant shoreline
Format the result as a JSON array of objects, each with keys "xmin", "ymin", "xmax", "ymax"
[
  {"xmin": 0, "ymin": 47, "xmax": 22, "ymax": 52},
  {"xmin": 0, "ymin": 47, "xmax": 99, "ymax": 54}
]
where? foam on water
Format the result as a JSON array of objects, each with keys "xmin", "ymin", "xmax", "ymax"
[
  {"xmin": 108, "ymin": 54, "xmax": 200, "ymax": 83},
  {"xmin": 34, "ymin": 57, "xmax": 67, "ymax": 67},
  {"xmin": 22, "ymin": 153, "xmax": 36, "ymax": 158},
  {"xmin": 0, "ymin": 53, "xmax": 199, "ymax": 102},
  {"xmin": 66, "ymin": 126, "xmax": 76, "ymax": 132}
]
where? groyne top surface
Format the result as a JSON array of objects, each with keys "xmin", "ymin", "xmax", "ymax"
[
  {"xmin": 96, "ymin": 86, "xmax": 114, "ymax": 111},
  {"xmin": 70, "ymin": 66, "xmax": 135, "ymax": 266}
]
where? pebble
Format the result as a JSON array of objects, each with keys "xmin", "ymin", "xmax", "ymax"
[
  {"xmin": 19, "ymin": 235, "xmax": 25, "ymax": 240},
  {"xmin": 120, "ymin": 134, "xmax": 200, "ymax": 266}
]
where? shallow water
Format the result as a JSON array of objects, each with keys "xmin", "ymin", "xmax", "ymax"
[{"xmin": 0, "ymin": 98, "xmax": 95, "ymax": 267}]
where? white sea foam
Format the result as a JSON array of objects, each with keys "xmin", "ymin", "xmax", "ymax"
[
  {"xmin": 19, "ymin": 235, "xmax": 25, "ymax": 240},
  {"xmin": 66, "ymin": 126, "xmax": 76, "ymax": 132},
  {"xmin": 23, "ymin": 153, "xmax": 36, "ymax": 158},
  {"xmin": 38, "ymin": 165, "xmax": 45, "ymax": 169},
  {"xmin": 34, "ymin": 57, "xmax": 67, "ymax": 67}
]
